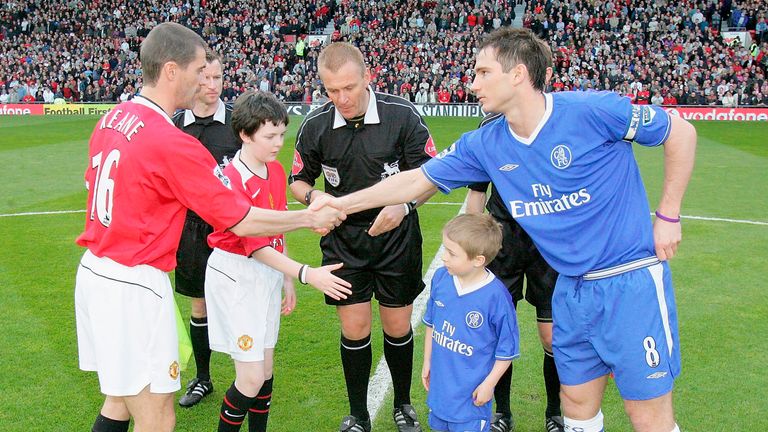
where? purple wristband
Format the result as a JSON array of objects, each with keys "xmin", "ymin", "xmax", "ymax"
[{"xmin": 655, "ymin": 210, "xmax": 680, "ymax": 223}]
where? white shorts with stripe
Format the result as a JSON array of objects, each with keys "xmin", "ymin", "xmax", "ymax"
[
  {"xmin": 206, "ymin": 248, "xmax": 283, "ymax": 362},
  {"xmin": 552, "ymin": 258, "xmax": 681, "ymax": 400},
  {"xmin": 75, "ymin": 250, "xmax": 180, "ymax": 396}
]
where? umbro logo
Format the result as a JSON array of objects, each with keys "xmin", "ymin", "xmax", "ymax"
[
  {"xmin": 646, "ymin": 371, "xmax": 668, "ymax": 379},
  {"xmin": 435, "ymin": 300, "xmax": 445, "ymax": 307},
  {"xmin": 499, "ymin": 164, "xmax": 519, "ymax": 172}
]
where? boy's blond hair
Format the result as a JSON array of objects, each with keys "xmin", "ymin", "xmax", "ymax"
[{"xmin": 442, "ymin": 213, "xmax": 503, "ymax": 263}]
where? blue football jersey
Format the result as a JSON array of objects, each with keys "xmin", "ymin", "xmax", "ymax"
[
  {"xmin": 422, "ymin": 91, "xmax": 672, "ymax": 276},
  {"xmin": 423, "ymin": 267, "xmax": 520, "ymax": 423}
]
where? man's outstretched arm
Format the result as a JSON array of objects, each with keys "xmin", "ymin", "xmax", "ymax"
[
  {"xmin": 230, "ymin": 205, "xmax": 345, "ymax": 238},
  {"xmin": 323, "ymin": 169, "xmax": 438, "ymax": 215}
]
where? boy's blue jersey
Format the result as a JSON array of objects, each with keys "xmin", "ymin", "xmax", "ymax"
[
  {"xmin": 423, "ymin": 267, "xmax": 520, "ymax": 423},
  {"xmin": 422, "ymin": 91, "xmax": 672, "ymax": 276}
]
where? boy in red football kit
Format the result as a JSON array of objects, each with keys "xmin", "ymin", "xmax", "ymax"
[
  {"xmin": 206, "ymin": 91, "xmax": 352, "ymax": 432},
  {"xmin": 74, "ymin": 23, "xmax": 344, "ymax": 432}
]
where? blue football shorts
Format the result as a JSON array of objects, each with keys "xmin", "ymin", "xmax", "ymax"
[
  {"xmin": 552, "ymin": 259, "xmax": 681, "ymax": 400},
  {"xmin": 428, "ymin": 411, "xmax": 490, "ymax": 432}
]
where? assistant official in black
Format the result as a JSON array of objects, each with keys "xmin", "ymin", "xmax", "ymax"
[
  {"xmin": 466, "ymin": 112, "xmax": 563, "ymax": 432},
  {"xmin": 171, "ymin": 50, "xmax": 242, "ymax": 409},
  {"xmin": 289, "ymin": 42, "xmax": 435, "ymax": 432}
]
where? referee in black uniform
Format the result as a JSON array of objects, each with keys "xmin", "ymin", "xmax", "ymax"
[
  {"xmin": 172, "ymin": 50, "xmax": 242, "ymax": 408},
  {"xmin": 289, "ymin": 42, "xmax": 434, "ymax": 432},
  {"xmin": 466, "ymin": 113, "xmax": 563, "ymax": 432}
]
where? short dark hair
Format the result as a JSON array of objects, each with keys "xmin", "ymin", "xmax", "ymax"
[
  {"xmin": 232, "ymin": 91, "xmax": 289, "ymax": 137},
  {"xmin": 478, "ymin": 27, "xmax": 552, "ymax": 91},
  {"xmin": 140, "ymin": 22, "xmax": 206, "ymax": 86},
  {"xmin": 443, "ymin": 213, "xmax": 503, "ymax": 263},
  {"xmin": 205, "ymin": 48, "xmax": 222, "ymax": 65}
]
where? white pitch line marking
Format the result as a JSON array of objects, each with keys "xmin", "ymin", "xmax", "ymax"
[{"xmin": 2, "ymin": 206, "xmax": 766, "ymax": 226}]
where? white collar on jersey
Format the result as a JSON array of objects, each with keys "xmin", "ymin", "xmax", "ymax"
[
  {"xmin": 507, "ymin": 92, "xmax": 553, "ymax": 146},
  {"xmin": 132, "ymin": 94, "xmax": 174, "ymax": 125},
  {"xmin": 332, "ymin": 86, "xmax": 380, "ymax": 129},
  {"xmin": 453, "ymin": 269, "xmax": 496, "ymax": 297},
  {"xmin": 183, "ymin": 99, "xmax": 226, "ymax": 126},
  {"xmin": 231, "ymin": 150, "xmax": 253, "ymax": 190}
]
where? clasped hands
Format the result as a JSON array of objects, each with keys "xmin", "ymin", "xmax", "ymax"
[
  {"xmin": 309, "ymin": 193, "xmax": 407, "ymax": 237},
  {"xmin": 307, "ymin": 193, "xmax": 346, "ymax": 235}
]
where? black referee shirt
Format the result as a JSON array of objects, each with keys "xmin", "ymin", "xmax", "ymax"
[
  {"xmin": 173, "ymin": 99, "xmax": 242, "ymax": 221},
  {"xmin": 172, "ymin": 99, "xmax": 242, "ymax": 168},
  {"xmin": 289, "ymin": 87, "xmax": 434, "ymax": 223}
]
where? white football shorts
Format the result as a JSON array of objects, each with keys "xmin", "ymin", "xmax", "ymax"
[
  {"xmin": 75, "ymin": 250, "xmax": 181, "ymax": 396},
  {"xmin": 206, "ymin": 248, "xmax": 283, "ymax": 362}
]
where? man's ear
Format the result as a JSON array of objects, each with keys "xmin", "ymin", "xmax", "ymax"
[{"xmin": 163, "ymin": 61, "xmax": 179, "ymax": 82}]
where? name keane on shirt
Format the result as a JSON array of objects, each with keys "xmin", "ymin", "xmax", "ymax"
[
  {"xmin": 99, "ymin": 108, "xmax": 145, "ymax": 142},
  {"xmin": 508, "ymin": 183, "xmax": 592, "ymax": 219},
  {"xmin": 432, "ymin": 320, "xmax": 474, "ymax": 357}
]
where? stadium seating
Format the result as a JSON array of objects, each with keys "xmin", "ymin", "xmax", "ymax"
[{"xmin": 0, "ymin": 0, "xmax": 766, "ymax": 105}]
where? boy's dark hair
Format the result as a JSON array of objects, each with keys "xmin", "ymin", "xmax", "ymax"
[
  {"xmin": 477, "ymin": 27, "xmax": 553, "ymax": 91},
  {"xmin": 443, "ymin": 213, "xmax": 503, "ymax": 263},
  {"xmin": 232, "ymin": 91, "xmax": 289, "ymax": 137}
]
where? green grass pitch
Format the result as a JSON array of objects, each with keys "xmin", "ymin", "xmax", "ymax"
[{"xmin": 0, "ymin": 115, "xmax": 766, "ymax": 431}]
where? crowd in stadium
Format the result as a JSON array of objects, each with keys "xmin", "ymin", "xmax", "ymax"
[{"xmin": 1, "ymin": 0, "xmax": 767, "ymax": 106}]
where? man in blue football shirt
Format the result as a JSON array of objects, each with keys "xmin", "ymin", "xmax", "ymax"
[
  {"xmin": 320, "ymin": 27, "xmax": 697, "ymax": 432},
  {"xmin": 423, "ymin": 213, "xmax": 519, "ymax": 432}
]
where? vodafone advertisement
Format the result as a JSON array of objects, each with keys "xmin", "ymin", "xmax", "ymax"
[
  {"xmin": 2, "ymin": 103, "xmax": 768, "ymax": 121},
  {"xmin": 664, "ymin": 106, "xmax": 768, "ymax": 121},
  {"xmin": 0, "ymin": 104, "xmax": 44, "ymax": 115}
]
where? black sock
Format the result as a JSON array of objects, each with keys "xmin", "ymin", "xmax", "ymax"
[
  {"xmin": 543, "ymin": 349, "xmax": 562, "ymax": 418},
  {"xmin": 493, "ymin": 362, "xmax": 513, "ymax": 416},
  {"xmin": 340, "ymin": 334, "xmax": 371, "ymax": 421},
  {"xmin": 92, "ymin": 414, "xmax": 129, "ymax": 432},
  {"xmin": 383, "ymin": 328, "xmax": 414, "ymax": 407},
  {"xmin": 219, "ymin": 383, "xmax": 257, "ymax": 432},
  {"xmin": 190, "ymin": 316, "xmax": 212, "ymax": 381},
  {"xmin": 248, "ymin": 377, "xmax": 273, "ymax": 432}
]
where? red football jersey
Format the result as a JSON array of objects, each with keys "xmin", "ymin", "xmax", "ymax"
[
  {"xmin": 76, "ymin": 96, "xmax": 251, "ymax": 272},
  {"xmin": 207, "ymin": 154, "xmax": 287, "ymax": 256}
]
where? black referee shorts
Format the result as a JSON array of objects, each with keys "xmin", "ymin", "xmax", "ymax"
[
  {"xmin": 488, "ymin": 218, "xmax": 558, "ymax": 322},
  {"xmin": 175, "ymin": 215, "xmax": 214, "ymax": 298},
  {"xmin": 321, "ymin": 216, "xmax": 425, "ymax": 308}
]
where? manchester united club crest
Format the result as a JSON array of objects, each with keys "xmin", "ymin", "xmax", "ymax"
[
  {"xmin": 238, "ymin": 335, "xmax": 254, "ymax": 351},
  {"xmin": 168, "ymin": 361, "xmax": 180, "ymax": 379}
]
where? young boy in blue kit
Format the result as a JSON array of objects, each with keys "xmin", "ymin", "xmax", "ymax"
[{"xmin": 422, "ymin": 213, "xmax": 520, "ymax": 432}]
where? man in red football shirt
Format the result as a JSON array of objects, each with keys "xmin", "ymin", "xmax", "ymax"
[{"xmin": 75, "ymin": 23, "xmax": 344, "ymax": 432}]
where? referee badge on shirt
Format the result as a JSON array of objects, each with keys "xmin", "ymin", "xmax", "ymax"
[
  {"xmin": 237, "ymin": 335, "xmax": 254, "ymax": 351},
  {"xmin": 321, "ymin": 164, "xmax": 341, "ymax": 187}
]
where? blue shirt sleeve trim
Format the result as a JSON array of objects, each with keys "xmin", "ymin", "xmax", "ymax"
[
  {"xmin": 495, "ymin": 353, "xmax": 521, "ymax": 361},
  {"xmin": 651, "ymin": 114, "xmax": 673, "ymax": 147},
  {"xmin": 421, "ymin": 165, "xmax": 452, "ymax": 194}
]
